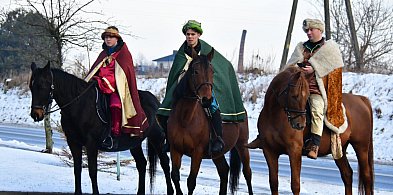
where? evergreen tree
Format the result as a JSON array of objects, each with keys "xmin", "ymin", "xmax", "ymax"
[{"xmin": 0, "ymin": 8, "xmax": 58, "ymax": 76}]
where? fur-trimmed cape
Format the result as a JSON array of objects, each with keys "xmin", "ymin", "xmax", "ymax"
[{"xmin": 286, "ymin": 40, "xmax": 347, "ymax": 134}]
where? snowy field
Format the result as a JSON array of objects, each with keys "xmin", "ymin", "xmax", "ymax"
[{"xmin": 0, "ymin": 72, "xmax": 392, "ymax": 194}]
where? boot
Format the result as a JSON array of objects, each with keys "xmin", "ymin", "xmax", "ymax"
[
  {"xmin": 102, "ymin": 107, "xmax": 121, "ymax": 150},
  {"xmin": 307, "ymin": 144, "xmax": 319, "ymax": 159},
  {"xmin": 306, "ymin": 133, "xmax": 321, "ymax": 160},
  {"xmin": 210, "ymin": 109, "xmax": 224, "ymax": 153},
  {"xmin": 157, "ymin": 114, "xmax": 170, "ymax": 152},
  {"xmin": 111, "ymin": 107, "xmax": 122, "ymax": 137}
]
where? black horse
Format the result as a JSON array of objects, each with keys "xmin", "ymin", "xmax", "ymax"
[{"xmin": 29, "ymin": 61, "xmax": 173, "ymax": 195}]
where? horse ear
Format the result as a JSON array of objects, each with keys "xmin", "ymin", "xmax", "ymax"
[
  {"xmin": 207, "ymin": 47, "xmax": 215, "ymax": 62},
  {"xmin": 43, "ymin": 61, "xmax": 51, "ymax": 71},
  {"xmin": 191, "ymin": 47, "xmax": 198, "ymax": 59},
  {"xmin": 31, "ymin": 62, "xmax": 37, "ymax": 71}
]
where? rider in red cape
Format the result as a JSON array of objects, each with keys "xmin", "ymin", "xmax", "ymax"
[{"xmin": 86, "ymin": 26, "xmax": 148, "ymax": 144}]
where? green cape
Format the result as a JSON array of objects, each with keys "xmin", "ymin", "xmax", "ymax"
[{"xmin": 157, "ymin": 39, "xmax": 246, "ymax": 121}]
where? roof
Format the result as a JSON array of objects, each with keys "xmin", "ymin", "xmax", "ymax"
[{"xmin": 153, "ymin": 50, "xmax": 178, "ymax": 62}]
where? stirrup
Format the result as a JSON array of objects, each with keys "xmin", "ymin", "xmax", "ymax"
[
  {"xmin": 102, "ymin": 136, "xmax": 114, "ymax": 150},
  {"xmin": 211, "ymin": 137, "xmax": 224, "ymax": 153}
]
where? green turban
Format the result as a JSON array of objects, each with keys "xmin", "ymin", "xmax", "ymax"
[{"xmin": 182, "ymin": 20, "xmax": 203, "ymax": 35}]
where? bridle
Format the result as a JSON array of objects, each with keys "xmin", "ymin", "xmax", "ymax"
[
  {"xmin": 31, "ymin": 70, "xmax": 95, "ymax": 115},
  {"xmin": 276, "ymin": 79, "xmax": 307, "ymax": 124},
  {"xmin": 30, "ymin": 70, "xmax": 55, "ymax": 115},
  {"xmin": 188, "ymin": 59, "xmax": 213, "ymax": 102}
]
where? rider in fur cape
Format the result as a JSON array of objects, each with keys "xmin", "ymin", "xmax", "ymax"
[
  {"xmin": 285, "ymin": 38, "xmax": 347, "ymax": 133},
  {"xmin": 247, "ymin": 19, "xmax": 347, "ymax": 159}
]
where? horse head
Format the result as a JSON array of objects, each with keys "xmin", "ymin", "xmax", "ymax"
[
  {"xmin": 189, "ymin": 48, "xmax": 214, "ymax": 107},
  {"xmin": 174, "ymin": 48, "xmax": 214, "ymax": 107},
  {"xmin": 277, "ymin": 69, "xmax": 309, "ymax": 130},
  {"xmin": 29, "ymin": 61, "xmax": 53, "ymax": 121}
]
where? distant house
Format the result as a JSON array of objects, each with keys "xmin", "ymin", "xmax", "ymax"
[
  {"xmin": 153, "ymin": 50, "xmax": 177, "ymax": 71},
  {"xmin": 135, "ymin": 64, "xmax": 158, "ymax": 75}
]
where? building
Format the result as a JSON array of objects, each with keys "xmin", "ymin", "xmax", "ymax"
[{"xmin": 152, "ymin": 50, "xmax": 177, "ymax": 71}]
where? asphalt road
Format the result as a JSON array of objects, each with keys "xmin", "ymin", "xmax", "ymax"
[{"xmin": 1, "ymin": 124, "xmax": 392, "ymax": 193}]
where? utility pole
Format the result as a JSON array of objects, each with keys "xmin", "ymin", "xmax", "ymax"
[
  {"xmin": 43, "ymin": 107, "xmax": 53, "ymax": 153},
  {"xmin": 344, "ymin": 0, "xmax": 362, "ymax": 70},
  {"xmin": 238, "ymin": 30, "xmax": 247, "ymax": 73},
  {"xmin": 324, "ymin": 0, "xmax": 331, "ymax": 40},
  {"xmin": 280, "ymin": 0, "xmax": 298, "ymax": 70}
]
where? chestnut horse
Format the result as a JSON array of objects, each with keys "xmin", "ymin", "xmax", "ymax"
[
  {"xmin": 248, "ymin": 66, "xmax": 374, "ymax": 195},
  {"xmin": 29, "ymin": 62, "xmax": 173, "ymax": 195},
  {"xmin": 167, "ymin": 48, "xmax": 253, "ymax": 195}
]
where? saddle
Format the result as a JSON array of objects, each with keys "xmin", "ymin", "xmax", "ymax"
[
  {"xmin": 93, "ymin": 86, "xmax": 116, "ymax": 149},
  {"xmin": 94, "ymin": 86, "xmax": 144, "ymax": 151}
]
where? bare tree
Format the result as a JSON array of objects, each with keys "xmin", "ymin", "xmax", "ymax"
[
  {"xmin": 16, "ymin": 0, "xmax": 111, "ymax": 68},
  {"xmin": 12, "ymin": 0, "xmax": 112, "ymax": 153},
  {"xmin": 330, "ymin": 0, "xmax": 393, "ymax": 72}
]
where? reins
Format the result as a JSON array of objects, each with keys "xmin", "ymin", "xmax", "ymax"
[
  {"xmin": 31, "ymin": 70, "xmax": 96, "ymax": 115},
  {"xmin": 274, "ymin": 74, "xmax": 307, "ymax": 123},
  {"xmin": 45, "ymin": 81, "xmax": 95, "ymax": 115}
]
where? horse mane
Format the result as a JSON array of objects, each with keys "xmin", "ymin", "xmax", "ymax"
[
  {"xmin": 293, "ymin": 71, "xmax": 307, "ymax": 95},
  {"xmin": 173, "ymin": 66, "xmax": 193, "ymax": 106},
  {"xmin": 172, "ymin": 55, "xmax": 210, "ymax": 107},
  {"xmin": 51, "ymin": 68, "xmax": 90, "ymax": 96},
  {"xmin": 265, "ymin": 66, "xmax": 306, "ymax": 99}
]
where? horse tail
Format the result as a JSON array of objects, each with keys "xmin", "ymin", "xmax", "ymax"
[
  {"xmin": 229, "ymin": 148, "xmax": 241, "ymax": 194},
  {"xmin": 358, "ymin": 96, "xmax": 374, "ymax": 194},
  {"xmin": 147, "ymin": 135, "xmax": 158, "ymax": 192}
]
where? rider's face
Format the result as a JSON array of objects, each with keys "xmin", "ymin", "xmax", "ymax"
[
  {"xmin": 104, "ymin": 36, "xmax": 118, "ymax": 47},
  {"xmin": 305, "ymin": 28, "xmax": 323, "ymax": 43},
  {"xmin": 185, "ymin": 29, "xmax": 201, "ymax": 48}
]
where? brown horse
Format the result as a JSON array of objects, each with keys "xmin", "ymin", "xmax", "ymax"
[
  {"xmin": 167, "ymin": 48, "xmax": 253, "ymax": 195},
  {"xmin": 247, "ymin": 66, "xmax": 374, "ymax": 195}
]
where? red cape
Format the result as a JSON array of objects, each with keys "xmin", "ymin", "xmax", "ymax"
[{"xmin": 90, "ymin": 43, "xmax": 148, "ymax": 135}]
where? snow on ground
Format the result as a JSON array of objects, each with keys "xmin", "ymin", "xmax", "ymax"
[
  {"xmin": 0, "ymin": 72, "xmax": 392, "ymax": 194},
  {"xmin": 0, "ymin": 144, "xmax": 391, "ymax": 194}
]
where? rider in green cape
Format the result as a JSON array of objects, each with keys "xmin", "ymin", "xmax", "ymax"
[{"xmin": 157, "ymin": 20, "xmax": 246, "ymax": 153}]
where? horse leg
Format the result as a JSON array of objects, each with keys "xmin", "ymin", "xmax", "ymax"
[
  {"xmin": 68, "ymin": 141, "xmax": 83, "ymax": 195},
  {"xmin": 235, "ymin": 144, "xmax": 253, "ymax": 194},
  {"xmin": 334, "ymin": 151, "xmax": 353, "ymax": 195},
  {"xmin": 187, "ymin": 150, "xmax": 204, "ymax": 195},
  {"xmin": 352, "ymin": 142, "xmax": 374, "ymax": 195},
  {"xmin": 157, "ymin": 148, "xmax": 174, "ymax": 194},
  {"xmin": 86, "ymin": 141, "xmax": 99, "ymax": 195},
  {"xmin": 212, "ymin": 155, "xmax": 229, "ymax": 195},
  {"xmin": 170, "ymin": 149, "xmax": 184, "ymax": 195},
  {"xmin": 148, "ymin": 131, "xmax": 174, "ymax": 195},
  {"xmin": 288, "ymin": 150, "xmax": 302, "ymax": 195},
  {"xmin": 263, "ymin": 148, "xmax": 279, "ymax": 195},
  {"xmin": 130, "ymin": 145, "xmax": 147, "ymax": 195}
]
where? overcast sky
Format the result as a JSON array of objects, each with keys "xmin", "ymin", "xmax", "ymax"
[
  {"xmin": 94, "ymin": 0, "xmax": 319, "ymax": 69},
  {"xmin": 1, "ymin": 0, "xmax": 327, "ymax": 69}
]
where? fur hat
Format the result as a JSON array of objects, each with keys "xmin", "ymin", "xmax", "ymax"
[
  {"xmin": 101, "ymin": 26, "xmax": 122, "ymax": 40},
  {"xmin": 302, "ymin": 19, "xmax": 325, "ymax": 33},
  {"xmin": 182, "ymin": 20, "xmax": 203, "ymax": 35}
]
